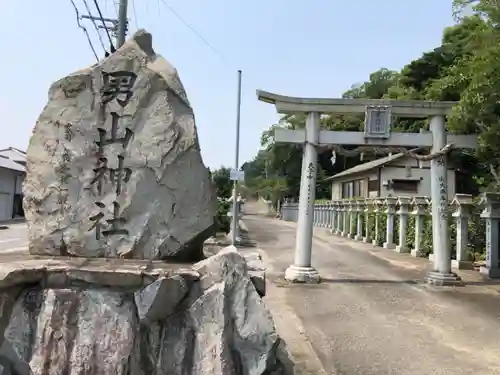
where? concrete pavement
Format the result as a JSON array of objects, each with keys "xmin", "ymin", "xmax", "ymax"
[
  {"xmin": 0, "ymin": 223, "xmax": 28, "ymax": 254},
  {"xmin": 244, "ymin": 213, "xmax": 500, "ymax": 375}
]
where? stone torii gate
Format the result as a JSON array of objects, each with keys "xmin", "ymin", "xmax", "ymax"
[{"xmin": 257, "ymin": 90, "xmax": 477, "ymax": 285}]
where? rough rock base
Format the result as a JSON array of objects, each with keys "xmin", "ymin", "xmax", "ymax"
[{"xmin": 0, "ymin": 247, "xmax": 283, "ymax": 375}]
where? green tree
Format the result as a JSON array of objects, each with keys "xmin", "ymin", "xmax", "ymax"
[{"xmin": 211, "ymin": 167, "xmax": 232, "ymax": 198}]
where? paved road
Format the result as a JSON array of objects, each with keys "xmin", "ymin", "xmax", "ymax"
[
  {"xmin": 243, "ymin": 211, "xmax": 500, "ymax": 375},
  {"xmin": 0, "ymin": 223, "xmax": 28, "ymax": 254}
]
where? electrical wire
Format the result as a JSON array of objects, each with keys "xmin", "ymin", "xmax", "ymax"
[
  {"xmin": 69, "ymin": 0, "xmax": 100, "ymax": 61},
  {"xmin": 81, "ymin": 0, "xmax": 107, "ymax": 52},
  {"xmin": 131, "ymin": 0, "xmax": 139, "ymax": 31},
  {"xmin": 92, "ymin": 0, "xmax": 116, "ymax": 52},
  {"xmin": 111, "ymin": 0, "xmax": 118, "ymax": 16},
  {"xmin": 158, "ymin": 0, "xmax": 226, "ymax": 63}
]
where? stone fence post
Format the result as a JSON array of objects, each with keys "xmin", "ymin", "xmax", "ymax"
[
  {"xmin": 281, "ymin": 202, "xmax": 289, "ymax": 221},
  {"xmin": 313, "ymin": 204, "xmax": 318, "ymax": 226},
  {"xmin": 348, "ymin": 200, "xmax": 356, "ymax": 239},
  {"xmin": 396, "ymin": 197, "xmax": 411, "ymax": 253},
  {"xmin": 355, "ymin": 200, "xmax": 364, "ymax": 241},
  {"xmin": 479, "ymin": 192, "xmax": 500, "ymax": 278},
  {"xmin": 411, "ymin": 197, "xmax": 428, "ymax": 257},
  {"xmin": 321, "ymin": 203, "xmax": 326, "ymax": 227},
  {"xmin": 330, "ymin": 201, "xmax": 338, "ymax": 233},
  {"xmin": 451, "ymin": 194, "xmax": 474, "ymax": 270},
  {"xmin": 324, "ymin": 203, "xmax": 331, "ymax": 228},
  {"xmin": 337, "ymin": 201, "xmax": 345, "ymax": 235},
  {"xmin": 342, "ymin": 200, "xmax": 349, "ymax": 237},
  {"xmin": 363, "ymin": 198, "xmax": 372, "ymax": 243},
  {"xmin": 326, "ymin": 202, "xmax": 332, "ymax": 229},
  {"xmin": 383, "ymin": 197, "xmax": 397, "ymax": 249},
  {"xmin": 318, "ymin": 203, "xmax": 325, "ymax": 227},
  {"xmin": 371, "ymin": 199, "xmax": 381, "ymax": 246}
]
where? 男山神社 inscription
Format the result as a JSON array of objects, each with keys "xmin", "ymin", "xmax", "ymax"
[
  {"xmin": 23, "ymin": 30, "xmax": 216, "ymax": 260},
  {"xmin": 88, "ymin": 71, "xmax": 137, "ymax": 240}
]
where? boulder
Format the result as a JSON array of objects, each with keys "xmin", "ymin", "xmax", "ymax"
[
  {"xmin": 241, "ymin": 251, "xmax": 266, "ymax": 297},
  {"xmin": 0, "ymin": 248, "xmax": 284, "ymax": 375},
  {"xmin": 134, "ymin": 274, "xmax": 190, "ymax": 323},
  {"xmin": 23, "ymin": 29, "xmax": 216, "ymax": 261}
]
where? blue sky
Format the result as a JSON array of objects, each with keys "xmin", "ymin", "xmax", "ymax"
[{"xmin": 0, "ymin": 0, "xmax": 454, "ymax": 170}]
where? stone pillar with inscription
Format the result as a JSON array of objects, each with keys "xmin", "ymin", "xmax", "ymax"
[
  {"xmin": 285, "ymin": 112, "xmax": 321, "ymax": 283},
  {"xmin": 479, "ymin": 193, "xmax": 500, "ymax": 278},
  {"xmin": 426, "ymin": 116, "xmax": 461, "ymax": 285}
]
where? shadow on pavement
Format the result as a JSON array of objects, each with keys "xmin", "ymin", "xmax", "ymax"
[{"xmin": 320, "ymin": 278, "xmax": 420, "ymax": 285}]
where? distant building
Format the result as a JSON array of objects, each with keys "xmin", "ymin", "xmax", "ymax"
[
  {"xmin": 0, "ymin": 147, "xmax": 26, "ymax": 221},
  {"xmin": 326, "ymin": 152, "xmax": 456, "ymax": 200}
]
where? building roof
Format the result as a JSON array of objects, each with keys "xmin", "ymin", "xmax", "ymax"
[
  {"xmin": 0, "ymin": 147, "xmax": 26, "ymax": 173},
  {"xmin": 0, "ymin": 155, "xmax": 25, "ymax": 172},
  {"xmin": 324, "ymin": 152, "xmax": 406, "ymax": 181},
  {"xmin": 0, "ymin": 147, "xmax": 26, "ymax": 164}
]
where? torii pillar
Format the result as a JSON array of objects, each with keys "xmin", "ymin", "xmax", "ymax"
[{"xmin": 257, "ymin": 90, "xmax": 477, "ymax": 285}]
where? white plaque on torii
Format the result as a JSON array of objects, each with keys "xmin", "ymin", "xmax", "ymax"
[
  {"xmin": 256, "ymin": 89, "xmax": 477, "ymax": 286},
  {"xmin": 364, "ymin": 105, "xmax": 391, "ymax": 140}
]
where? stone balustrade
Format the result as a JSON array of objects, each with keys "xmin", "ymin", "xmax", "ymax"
[{"xmin": 280, "ymin": 193, "xmax": 498, "ymax": 277}]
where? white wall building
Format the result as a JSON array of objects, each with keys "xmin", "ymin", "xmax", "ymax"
[
  {"xmin": 327, "ymin": 152, "xmax": 456, "ymax": 200},
  {"xmin": 0, "ymin": 148, "xmax": 26, "ymax": 222}
]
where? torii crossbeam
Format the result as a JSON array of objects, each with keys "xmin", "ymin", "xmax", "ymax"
[{"xmin": 257, "ymin": 89, "xmax": 477, "ymax": 286}]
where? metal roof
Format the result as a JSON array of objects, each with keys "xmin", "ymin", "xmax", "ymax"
[
  {"xmin": 0, "ymin": 155, "xmax": 25, "ymax": 172},
  {"xmin": 0, "ymin": 147, "xmax": 26, "ymax": 163},
  {"xmin": 324, "ymin": 152, "xmax": 406, "ymax": 181}
]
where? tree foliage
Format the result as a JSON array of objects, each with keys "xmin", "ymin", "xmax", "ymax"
[
  {"xmin": 243, "ymin": 2, "xmax": 500, "ymax": 197},
  {"xmin": 211, "ymin": 167, "xmax": 232, "ymax": 198}
]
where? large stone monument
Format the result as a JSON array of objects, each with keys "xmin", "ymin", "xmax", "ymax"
[
  {"xmin": 23, "ymin": 30, "xmax": 215, "ymax": 261},
  {"xmin": 0, "ymin": 30, "xmax": 285, "ymax": 375}
]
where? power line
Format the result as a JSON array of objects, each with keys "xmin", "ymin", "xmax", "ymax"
[
  {"xmin": 131, "ymin": 0, "xmax": 139, "ymax": 31},
  {"xmin": 111, "ymin": 0, "xmax": 118, "ymax": 16},
  {"xmin": 158, "ymin": 0, "xmax": 226, "ymax": 63},
  {"xmin": 157, "ymin": 0, "xmax": 263, "ymax": 91},
  {"xmin": 92, "ymin": 0, "xmax": 116, "ymax": 52},
  {"xmin": 69, "ymin": 0, "xmax": 100, "ymax": 61},
  {"xmin": 81, "ymin": 0, "xmax": 107, "ymax": 52}
]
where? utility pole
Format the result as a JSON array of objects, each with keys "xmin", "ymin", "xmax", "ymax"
[
  {"xmin": 81, "ymin": 0, "xmax": 128, "ymax": 49},
  {"xmin": 116, "ymin": 0, "xmax": 129, "ymax": 48},
  {"xmin": 230, "ymin": 70, "xmax": 243, "ymax": 246}
]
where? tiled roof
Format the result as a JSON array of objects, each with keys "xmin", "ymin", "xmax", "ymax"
[{"xmin": 324, "ymin": 153, "xmax": 406, "ymax": 181}]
